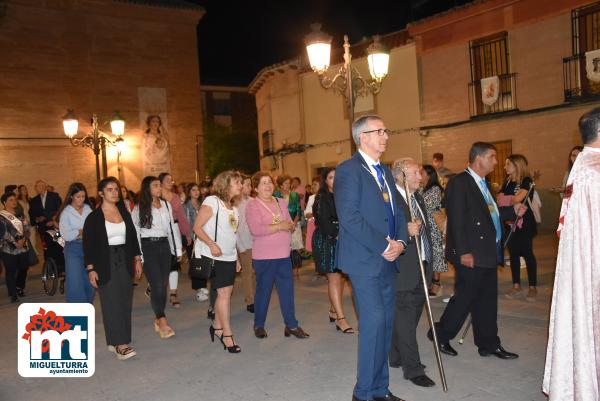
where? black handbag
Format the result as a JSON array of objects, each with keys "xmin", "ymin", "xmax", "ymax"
[
  {"xmin": 189, "ymin": 201, "xmax": 219, "ymax": 280},
  {"xmin": 163, "ymin": 200, "xmax": 181, "ymax": 271},
  {"xmin": 25, "ymin": 237, "xmax": 39, "ymax": 267}
]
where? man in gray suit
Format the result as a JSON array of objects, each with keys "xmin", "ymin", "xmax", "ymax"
[{"xmin": 389, "ymin": 158, "xmax": 435, "ymax": 388}]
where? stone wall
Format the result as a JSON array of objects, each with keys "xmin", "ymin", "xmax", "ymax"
[{"xmin": 0, "ymin": 0, "xmax": 204, "ymax": 197}]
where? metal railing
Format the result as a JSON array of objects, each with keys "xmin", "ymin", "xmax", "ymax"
[
  {"xmin": 468, "ymin": 73, "xmax": 517, "ymax": 117},
  {"xmin": 563, "ymin": 53, "xmax": 600, "ymax": 101}
]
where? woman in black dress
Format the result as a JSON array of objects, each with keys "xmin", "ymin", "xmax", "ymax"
[
  {"xmin": 500, "ymin": 154, "xmax": 538, "ymax": 302},
  {"xmin": 313, "ymin": 168, "xmax": 354, "ymax": 334}
]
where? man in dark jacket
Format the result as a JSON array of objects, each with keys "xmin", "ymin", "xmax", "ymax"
[
  {"xmin": 430, "ymin": 142, "xmax": 526, "ymax": 360},
  {"xmin": 389, "ymin": 158, "xmax": 436, "ymax": 388},
  {"xmin": 29, "ymin": 180, "xmax": 62, "ymax": 232}
]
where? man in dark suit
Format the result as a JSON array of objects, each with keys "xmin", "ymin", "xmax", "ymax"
[
  {"xmin": 430, "ymin": 142, "xmax": 526, "ymax": 360},
  {"xmin": 335, "ymin": 115, "xmax": 408, "ymax": 401},
  {"xmin": 389, "ymin": 158, "xmax": 435, "ymax": 388},
  {"xmin": 29, "ymin": 180, "xmax": 62, "ymax": 232}
]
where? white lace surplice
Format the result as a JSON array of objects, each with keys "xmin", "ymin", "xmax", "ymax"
[{"xmin": 543, "ymin": 147, "xmax": 600, "ymax": 401}]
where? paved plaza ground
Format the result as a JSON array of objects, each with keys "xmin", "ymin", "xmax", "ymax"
[{"xmin": 0, "ymin": 234, "xmax": 558, "ymax": 401}]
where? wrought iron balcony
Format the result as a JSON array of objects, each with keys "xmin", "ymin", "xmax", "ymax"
[
  {"xmin": 563, "ymin": 53, "xmax": 600, "ymax": 101},
  {"xmin": 468, "ymin": 73, "xmax": 518, "ymax": 118}
]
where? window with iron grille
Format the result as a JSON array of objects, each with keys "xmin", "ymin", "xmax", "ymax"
[
  {"xmin": 468, "ymin": 32, "xmax": 517, "ymax": 117},
  {"xmin": 563, "ymin": 2, "xmax": 600, "ymax": 101}
]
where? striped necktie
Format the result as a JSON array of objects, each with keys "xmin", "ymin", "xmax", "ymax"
[{"xmin": 411, "ymin": 193, "xmax": 431, "ymax": 262}]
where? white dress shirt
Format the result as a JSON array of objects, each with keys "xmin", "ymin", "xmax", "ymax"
[
  {"xmin": 132, "ymin": 200, "xmax": 183, "ymax": 261},
  {"xmin": 358, "ymin": 149, "xmax": 395, "ymax": 213},
  {"xmin": 466, "ymin": 167, "xmax": 500, "ymax": 216},
  {"xmin": 358, "ymin": 149, "xmax": 406, "ymax": 252}
]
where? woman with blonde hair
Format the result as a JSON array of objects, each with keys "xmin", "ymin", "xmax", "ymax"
[
  {"xmin": 194, "ymin": 170, "xmax": 243, "ymax": 353},
  {"xmin": 498, "ymin": 154, "xmax": 538, "ymax": 301}
]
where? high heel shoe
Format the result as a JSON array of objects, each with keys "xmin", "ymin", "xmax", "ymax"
[
  {"xmin": 209, "ymin": 325, "xmax": 222, "ymax": 343},
  {"xmin": 328, "ymin": 309, "xmax": 337, "ymax": 323},
  {"xmin": 218, "ymin": 334, "xmax": 241, "ymax": 353},
  {"xmin": 335, "ymin": 317, "xmax": 354, "ymax": 334}
]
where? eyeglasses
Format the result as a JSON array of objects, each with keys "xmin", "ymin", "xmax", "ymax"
[{"xmin": 362, "ymin": 128, "xmax": 391, "ymax": 136}]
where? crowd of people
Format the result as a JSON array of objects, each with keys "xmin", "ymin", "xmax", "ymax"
[{"xmin": 0, "ymin": 109, "xmax": 597, "ymax": 400}]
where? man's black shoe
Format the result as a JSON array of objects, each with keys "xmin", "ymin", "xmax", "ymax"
[
  {"xmin": 439, "ymin": 342, "xmax": 458, "ymax": 356},
  {"xmin": 16, "ymin": 288, "xmax": 24, "ymax": 297},
  {"xmin": 246, "ymin": 304, "xmax": 254, "ymax": 313},
  {"xmin": 374, "ymin": 393, "xmax": 404, "ymax": 401},
  {"xmin": 427, "ymin": 328, "xmax": 457, "ymax": 356},
  {"xmin": 10, "ymin": 295, "xmax": 18, "ymax": 303},
  {"xmin": 409, "ymin": 374, "xmax": 435, "ymax": 387},
  {"xmin": 254, "ymin": 327, "xmax": 268, "ymax": 338},
  {"xmin": 479, "ymin": 344, "xmax": 519, "ymax": 359}
]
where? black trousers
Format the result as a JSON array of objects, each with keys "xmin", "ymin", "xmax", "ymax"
[
  {"xmin": 507, "ymin": 232, "xmax": 537, "ymax": 287},
  {"xmin": 389, "ymin": 282, "xmax": 426, "ymax": 379},
  {"xmin": 97, "ymin": 246, "xmax": 133, "ymax": 346},
  {"xmin": 436, "ymin": 264, "xmax": 500, "ymax": 352},
  {"xmin": 1, "ymin": 251, "xmax": 29, "ymax": 297},
  {"xmin": 142, "ymin": 239, "xmax": 171, "ymax": 319}
]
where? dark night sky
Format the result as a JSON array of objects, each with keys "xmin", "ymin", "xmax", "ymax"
[{"xmin": 192, "ymin": 0, "xmax": 471, "ymax": 86}]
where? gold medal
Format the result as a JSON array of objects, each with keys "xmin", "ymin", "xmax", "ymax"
[
  {"xmin": 382, "ymin": 192, "xmax": 390, "ymax": 202},
  {"xmin": 272, "ymin": 214, "xmax": 281, "ymax": 224},
  {"xmin": 488, "ymin": 204, "xmax": 495, "ymax": 213},
  {"xmin": 229, "ymin": 213, "xmax": 238, "ymax": 233}
]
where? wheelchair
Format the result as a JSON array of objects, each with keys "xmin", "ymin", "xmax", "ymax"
[{"xmin": 40, "ymin": 229, "xmax": 65, "ymax": 296}]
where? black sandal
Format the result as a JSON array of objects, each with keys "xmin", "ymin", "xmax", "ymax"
[
  {"xmin": 335, "ymin": 317, "xmax": 354, "ymax": 334},
  {"xmin": 328, "ymin": 309, "xmax": 337, "ymax": 323},
  {"xmin": 218, "ymin": 332, "xmax": 241, "ymax": 353}
]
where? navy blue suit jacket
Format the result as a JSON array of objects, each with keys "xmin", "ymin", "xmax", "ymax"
[{"xmin": 334, "ymin": 152, "xmax": 408, "ymax": 277}]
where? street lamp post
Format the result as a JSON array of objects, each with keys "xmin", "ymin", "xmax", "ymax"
[
  {"xmin": 304, "ymin": 23, "xmax": 391, "ymax": 153},
  {"xmin": 62, "ymin": 110, "xmax": 125, "ymax": 184}
]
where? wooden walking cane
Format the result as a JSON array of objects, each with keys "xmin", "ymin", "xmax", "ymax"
[
  {"xmin": 458, "ymin": 183, "xmax": 535, "ymax": 345},
  {"xmin": 402, "ymin": 170, "xmax": 448, "ymax": 392}
]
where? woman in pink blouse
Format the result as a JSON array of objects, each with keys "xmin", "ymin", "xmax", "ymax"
[{"xmin": 246, "ymin": 171, "xmax": 309, "ymax": 339}]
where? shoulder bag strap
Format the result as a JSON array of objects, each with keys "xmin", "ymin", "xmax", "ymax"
[
  {"xmin": 213, "ymin": 199, "xmax": 219, "ymax": 243},
  {"xmin": 163, "ymin": 199, "xmax": 177, "ymax": 255}
]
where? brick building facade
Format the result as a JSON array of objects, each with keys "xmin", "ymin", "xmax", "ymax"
[
  {"xmin": 251, "ymin": 0, "xmax": 600, "ymax": 229},
  {"xmin": 0, "ymin": 0, "xmax": 205, "ymax": 196}
]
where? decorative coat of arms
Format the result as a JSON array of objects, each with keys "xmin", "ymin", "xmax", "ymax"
[
  {"xmin": 585, "ymin": 49, "xmax": 600, "ymax": 83},
  {"xmin": 481, "ymin": 76, "xmax": 500, "ymax": 106}
]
